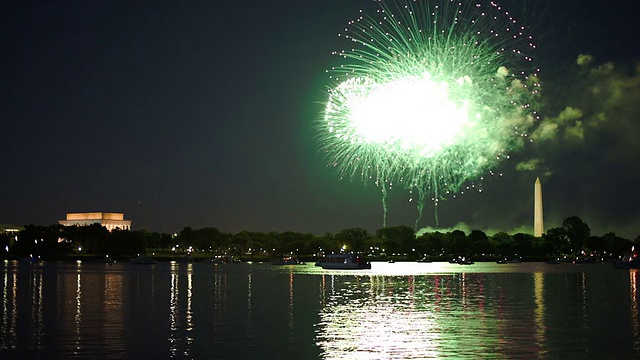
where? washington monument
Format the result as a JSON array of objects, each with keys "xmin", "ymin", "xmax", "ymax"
[{"xmin": 534, "ymin": 177, "xmax": 544, "ymax": 237}]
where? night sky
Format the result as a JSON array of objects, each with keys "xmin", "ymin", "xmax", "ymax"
[{"xmin": 2, "ymin": 0, "xmax": 639, "ymax": 239}]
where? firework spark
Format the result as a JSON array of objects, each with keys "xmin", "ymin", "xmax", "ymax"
[{"xmin": 319, "ymin": 0, "xmax": 541, "ymax": 228}]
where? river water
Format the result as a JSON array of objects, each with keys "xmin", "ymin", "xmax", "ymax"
[{"xmin": 1, "ymin": 260, "xmax": 638, "ymax": 359}]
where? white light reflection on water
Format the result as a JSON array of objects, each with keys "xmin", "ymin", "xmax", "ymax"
[
  {"xmin": 579, "ymin": 272, "xmax": 588, "ymax": 351},
  {"xmin": 10, "ymin": 272, "xmax": 16, "ymax": 351},
  {"xmin": 169, "ymin": 262, "xmax": 180, "ymax": 357},
  {"xmin": 1, "ymin": 264, "xmax": 17, "ymax": 351},
  {"xmin": 212, "ymin": 265, "xmax": 227, "ymax": 347},
  {"xmin": 314, "ymin": 266, "xmax": 562, "ymax": 359},
  {"xmin": 168, "ymin": 262, "xmax": 195, "ymax": 358},
  {"xmin": 74, "ymin": 265, "xmax": 82, "ymax": 355},
  {"xmin": 30, "ymin": 266, "xmax": 44, "ymax": 351},
  {"xmin": 103, "ymin": 270, "xmax": 124, "ymax": 355},
  {"xmin": 288, "ymin": 269, "xmax": 294, "ymax": 340},
  {"xmin": 1, "ymin": 270, "xmax": 7, "ymax": 349},
  {"xmin": 631, "ymin": 271, "xmax": 639, "ymax": 351},
  {"xmin": 247, "ymin": 272, "xmax": 253, "ymax": 340},
  {"xmin": 186, "ymin": 264, "xmax": 194, "ymax": 351},
  {"xmin": 316, "ymin": 274, "xmax": 467, "ymax": 359}
]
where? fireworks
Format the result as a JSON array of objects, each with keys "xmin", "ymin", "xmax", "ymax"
[{"xmin": 319, "ymin": 0, "xmax": 541, "ymax": 228}]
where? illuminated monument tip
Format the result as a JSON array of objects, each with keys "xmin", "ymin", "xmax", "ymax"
[{"xmin": 534, "ymin": 177, "xmax": 544, "ymax": 237}]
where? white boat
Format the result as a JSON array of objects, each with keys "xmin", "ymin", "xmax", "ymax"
[
  {"xmin": 315, "ymin": 254, "xmax": 371, "ymax": 270},
  {"xmin": 130, "ymin": 256, "xmax": 156, "ymax": 264}
]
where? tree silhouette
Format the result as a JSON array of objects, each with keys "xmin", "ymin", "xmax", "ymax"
[{"xmin": 562, "ymin": 216, "xmax": 591, "ymax": 255}]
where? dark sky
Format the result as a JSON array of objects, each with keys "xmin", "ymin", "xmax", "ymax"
[{"xmin": 2, "ymin": 0, "xmax": 639, "ymax": 239}]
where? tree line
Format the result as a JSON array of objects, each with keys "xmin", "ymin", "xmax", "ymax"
[{"xmin": 0, "ymin": 216, "xmax": 638, "ymax": 260}]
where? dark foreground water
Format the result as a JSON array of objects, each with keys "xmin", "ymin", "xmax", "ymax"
[{"xmin": 1, "ymin": 260, "xmax": 639, "ymax": 359}]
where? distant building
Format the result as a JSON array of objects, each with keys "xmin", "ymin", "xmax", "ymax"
[
  {"xmin": 59, "ymin": 212, "xmax": 131, "ymax": 231},
  {"xmin": 0, "ymin": 225, "xmax": 22, "ymax": 235}
]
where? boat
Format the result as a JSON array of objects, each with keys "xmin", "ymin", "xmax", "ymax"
[
  {"xmin": 497, "ymin": 257, "xmax": 522, "ymax": 264},
  {"xmin": 271, "ymin": 256, "xmax": 304, "ymax": 265},
  {"xmin": 575, "ymin": 257, "xmax": 600, "ymax": 264},
  {"xmin": 207, "ymin": 255, "xmax": 237, "ymax": 264},
  {"xmin": 98, "ymin": 255, "xmax": 116, "ymax": 264},
  {"xmin": 315, "ymin": 253, "xmax": 371, "ymax": 270},
  {"xmin": 130, "ymin": 256, "xmax": 156, "ymax": 264},
  {"xmin": 450, "ymin": 256, "xmax": 474, "ymax": 265},
  {"xmin": 614, "ymin": 253, "xmax": 640, "ymax": 269},
  {"xmin": 19, "ymin": 255, "xmax": 42, "ymax": 264}
]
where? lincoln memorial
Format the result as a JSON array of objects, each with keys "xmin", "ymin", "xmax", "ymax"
[{"xmin": 58, "ymin": 212, "xmax": 132, "ymax": 231}]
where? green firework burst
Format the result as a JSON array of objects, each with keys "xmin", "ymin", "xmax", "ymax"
[{"xmin": 319, "ymin": 0, "xmax": 541, "ymax": 228}]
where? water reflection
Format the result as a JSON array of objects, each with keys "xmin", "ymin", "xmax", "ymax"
[
  {"xmin": 103, "ymin": 270, "xmax": 124, "ymax": 355},
  {"xmin": 74, "ymin": 271, "xmax": 82, "ymax": 355},
  {"xmin": 2, "ymin": 261, "xmax": 640, "ymax": 358},
  {"xmin": 30, "ymin": 266, "xmax": 44, "ymax": 350},
  {"xmin": 534, "ymin": 272, "xmax": 547, "ymax": 356},
  {"xmin": 246, "ymin": 273, "xmax": 253, "ymax": 339},
  {"xmin": 578, "ymin": 272, "xmax": 588, "ymax": 352},
  {"xmin": 288, "ymin": 269, "xmax": 294, "ymax": 338},
  {"xmin": 168, "ymin": 262, "xmax": 194, "ymax": 358},
  {"xmin": 631, "ymin": 271, "xmax": 639, "ymax": 350},
  {"xmin": 211, "ymin": 264, "xmax": 227, "ymax": 349},
  {"xmin": 169, "ymin": 263, "xmax": 178, "ymax": 357},
  {"xmin": 316, "ymin": 272, "xmax": 561, "ymax": 359},
  {"xmin": 317, "ymin": 275, "xmax": 443, "ymax": 359},
  {"xmin": 187, "ymin": 266, "xmax": 193, "ymax": 333},
  {"xmin": 1, "ymin": 266, "xmax": 17, "ymax": 351}
]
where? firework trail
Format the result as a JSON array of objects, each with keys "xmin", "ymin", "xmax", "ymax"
[{"xmin": 319, "ymin": 0, "xmax": 541, "ymax": 228}]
